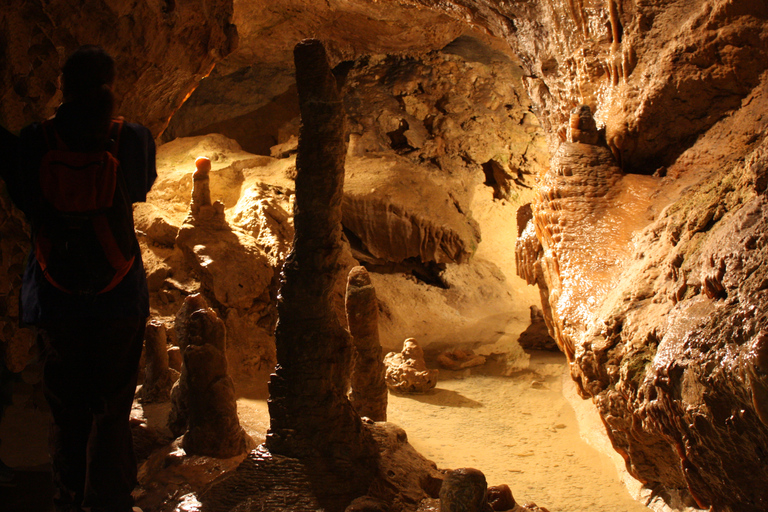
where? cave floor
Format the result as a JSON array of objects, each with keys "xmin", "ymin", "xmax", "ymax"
[
  {"xmin": 0, "ymin": 351, "xmax": 649, "ymax": 512},
  {"xmin": 386, "ymin": 351, "xmax": 649, "ymax": 512}
]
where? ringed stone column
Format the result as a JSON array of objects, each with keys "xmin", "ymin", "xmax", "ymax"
[{"xmin": 266, "ymin": 39, "xmax": 377, "ymax": 481}]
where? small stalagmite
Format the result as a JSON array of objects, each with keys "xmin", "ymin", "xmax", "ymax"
[
  {"xmin": 168, "ymin": 293, "xmax": 251, "ymax": 458},
  {"xmin": 188, "ymin": 156, "xmax": 226, "ymax": 224},
  {"xmin": 136, "ymin": 320, "xmax": 179, "ymax": 403},
  {"xmin": 346, "ymin": 265, "xmax": 388, "ymax": 421},
  {"xmin": 567, "ymin": 105, "xmax": 599, "ymax": 145},
  {"xmin": 384, "ymin": 338, "xmax": 438, "ymax": 394}
]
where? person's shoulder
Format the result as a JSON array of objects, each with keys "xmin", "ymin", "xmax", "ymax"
[
  {"xmin": 123, "ymin": 121, "xmax": 152, "ymax": 138},
  {"xmin": 19, "ymin": 121, "xmax": 44, "ymax": 141}
]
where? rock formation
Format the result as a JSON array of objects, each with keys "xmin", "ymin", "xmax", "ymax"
[
  {"xmin": 136, "ymin": 320, "xmax": 179, "ymax": 403},
  {"xmin": 265, "ymin": 39, "xmax": 377, "ymax": 497},
  {"xmin": 3, "ymin": 0, "xmax": 768, "ymax": 510},
  {"xmin": 189, "ymin": 156, "xmax": 217, "ymax": 221},
  {"xmin": 346, "ymin": 266, "xmax": 388, "ymax": 422},
  {"xmin": 438, "ymin": 468, "xmax": 488, "ymax": 512},
  {"xmin": 0, "ymin": 0, "xmax": 237, "ymax": 136},
  {"xmin": 384, "ymin": 338, "xmax": 439, "ymax": 394},
  {"xmin": 516, "ymin": 306, "xmax": 558, "ymax": 352},
  {"xmin": 436, "ymin": 349, "xmax": 486, "ymax": 371},
  {"xmin": 169, "ymin": 293, "xmax": 251, "ymax": 458},
  {"xmin": 485, "ymin": 485, "xmax": 515, "ymax": 512}
]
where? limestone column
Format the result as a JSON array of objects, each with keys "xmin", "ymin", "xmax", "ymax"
[{"xmin": 265, "ymin": 38, "xmax": 376, "ymax": 482}]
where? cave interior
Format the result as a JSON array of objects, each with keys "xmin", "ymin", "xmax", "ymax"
[{"xmin": 2, "ymin": 0, "xmax": 768, "ymax": 511}]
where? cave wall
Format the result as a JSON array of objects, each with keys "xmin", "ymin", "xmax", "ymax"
[
  {"xmin": 0, "ymin": 0, "xmax": 238, "ymax": 370},
  {"xmin": 3, "ymin": 0, "xmax": 768, "ymax": 510}
]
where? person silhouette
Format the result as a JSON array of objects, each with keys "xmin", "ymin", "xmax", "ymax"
[{"xmin": 9, "ymin": 45, "xmax": 156, "ymax": 512}]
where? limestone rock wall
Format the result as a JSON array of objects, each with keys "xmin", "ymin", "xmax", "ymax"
[{"xmin": 0, "ymin": 0, "xmax": 237, "ymax": 135}]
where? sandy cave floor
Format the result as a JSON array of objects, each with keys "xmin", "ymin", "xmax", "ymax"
[
  {"xmin": 234, "ymin": 351, "xmax": 649, "ymax": 512},
  {"xmin": 385, "ymin": 351, "xmax": 648, "ymax": 512},
  {"xmin": 0, "ymin": 351, "xmax": 648, "ymax": 512}
]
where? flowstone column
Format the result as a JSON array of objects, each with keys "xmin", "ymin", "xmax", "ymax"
[{"xmin": 266, "ymin": 39, "xmax": 376, "ymax": 481}]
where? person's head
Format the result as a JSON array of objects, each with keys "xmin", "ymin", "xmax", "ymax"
[
  {"xmin": 60, "ymin": 46, "xmax": 116, "ymax": 131},
  {"xmin": 61, "ymin": 45, "xmax": 115, "ymax": 99}
]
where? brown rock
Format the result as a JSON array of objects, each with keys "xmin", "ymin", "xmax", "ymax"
[
  {"xmin": 136, "ymin": 320, "xmax": 179, "ymax": 403},
  {"xmin": 346, "ymin": 266, "xmax": 388, "ymax": 421},
  {"xmin": 516, "ymin": 306, "xmax": 558, "ymax": 352},
  {"xmin": 486, "ymin": 484, "xmax": 515, "ymax": 511},
  {"xmin": 266, "ymin": 39, "xmax": 376, "ymax": 498},
  {"xmin": 169, "ymin": 293, "xmax": 251, "ymax": 458},
  {"xmin": 436, "ymin": 349, "xmax": 486, "ymax": 371},
  {"xmin": 439, "ymin": 468, "xmax": 489, "ymax": 512},
  {"xmin": 345, "ymin": 496, "xmax": 388, "ymax": 512}
]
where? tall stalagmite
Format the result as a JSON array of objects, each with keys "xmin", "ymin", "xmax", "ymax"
[{"xmin": 266, "ymin": 38, "xmax": 377, "ymax": 485}]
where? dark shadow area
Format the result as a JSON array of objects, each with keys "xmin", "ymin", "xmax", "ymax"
[
  {"xmin": 391, "ymin": 388, "xmax": 483, "ymax": 409},
  {"xmin": 0, "ymin": 465, "xmax": 54, "ymax": 512},
  {"xmin": 188, "ymin": 85, "xmax": 300, "ymax": 156}
]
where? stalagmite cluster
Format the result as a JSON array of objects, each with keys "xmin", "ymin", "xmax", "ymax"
[
  {"xmin": 169, "ymin": 293, "xmax": 251, "ymax": 458},
  {"xmin": 3, "ymin": 0, "xmax": 768, "ymax": 510},
  {"xmin": 265, "ymin": 38, "xmax": 377, "ymax": 499}
]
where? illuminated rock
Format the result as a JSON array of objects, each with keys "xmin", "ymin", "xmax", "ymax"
[
  {"xmin": 168, "ymin": 294, "xmax": 252, "ymax": 458},
  {"xmin": 436, "ymin": 348, "xmax": 486, "ymax": 371},
  {"xmin": 384, "ymin": 338, "xmax": 438, "ymax": 394},
  {"xmin": 566, "ymin": 105, "xmax": 599, "ymax": 145},
  {"xmin": 136, "ymin": 320, "xmax": 179, "ymax": 403}
]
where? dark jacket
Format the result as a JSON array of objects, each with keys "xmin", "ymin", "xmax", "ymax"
[{"xmin": 12, "ymin": 103, "xmax": 157, "ymax": 323}]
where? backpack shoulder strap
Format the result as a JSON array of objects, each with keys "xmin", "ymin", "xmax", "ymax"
[{"xmin": 41, "ymin": 119, "xmax": 67, "ymax": 151}]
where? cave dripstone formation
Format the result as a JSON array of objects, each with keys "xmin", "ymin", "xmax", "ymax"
[{"xmin": 2, "ymin": 0, "xmax": 768, "ymax": 511}]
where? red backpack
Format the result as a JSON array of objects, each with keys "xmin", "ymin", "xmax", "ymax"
[{"xmin": 34, "ymin": 118, "xmax": 137, "ymax": 295}]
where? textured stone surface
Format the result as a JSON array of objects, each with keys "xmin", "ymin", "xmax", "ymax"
[
  {"xmin": 528, "ymin": 48, "xmax": 768, "ymax": 512},
  {"xmin": 485, "ymin": 484, "xmax": 515, "ymax": 512},
  {"xmin": 516, "ymin": 306, "xmax": 558, "ymax": 352},
  {"xmin": 0, "ymin": 0, "xmax": 237, "ymax": 135},
  {"xmin": 3, "ymin": 1, "xmax": 768, "ymax": 510},
  {"xmin": 169, "ymin": 294, "xmax": 251, "ymax": 458},
  {"xmin": 265, "ymin": 40, "xmax": 377, "ymax": 497},
  {"xmin": 136, "ymin": 320, "xmax": 179, "ymax": 403},
  {"xmin": 439, "ymin": 468, "xmax": 489, "ymax": 512},
  {"xmin": 346, "ymin": 266, "xmax": 388, "ymax": 422},
  {"xmin": 384, "ymin": 339, "xmax": 439, "ymax": 394},
  {"xmin": 200, "ymin": 422, "xmax": 443, "ymax": 512}
]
